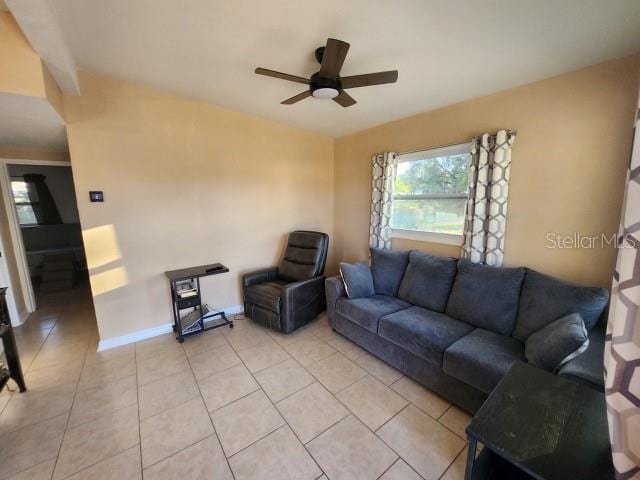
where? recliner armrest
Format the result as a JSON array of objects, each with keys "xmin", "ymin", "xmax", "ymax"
[
  {"xmin": 325, "ymin": 276, "xmax": 346, "ymax": 327},
  {"xmin": 242, "ymin": 267, "xmax": 279, "ymax": 288},
  {"xmin": 281, "ymin": 276, "xmax": 326, "ymax": 307},
  {"xmin": 280, "ymin": 276, "xmax": 326, "ymax": 333}
]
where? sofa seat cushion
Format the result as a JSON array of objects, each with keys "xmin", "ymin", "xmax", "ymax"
[
  {"xmin": 379, "ymin": 306, "xmax": 474, "ymax": 365},
  {"xmin": 445, "ymin": 259, "xmax": 526, "ymax": 336},
  {"xmin": 397, "ymin": 251, "xmax": 458, "ymax": 313},
  {"xmin": 443, "ymin": 328, "xmax": 525, "ymax": 394},
  {"xmin": 336, "ymin": 295, "xmax": 410, "ymax": 333},
  {"xmin": 513, "ymin": 269, "xmax": 609, "ymax": 341},
  {"xmin": 244, "ymin": 281, "xmax": 286, "ymax": 312}
]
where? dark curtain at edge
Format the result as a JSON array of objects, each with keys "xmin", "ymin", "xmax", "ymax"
[{"xmin": 23, "ymin": 174, "xmax": 63, "ymax": 225}]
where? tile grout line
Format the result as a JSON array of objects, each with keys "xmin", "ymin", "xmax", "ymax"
[
  {"xmin": 262, "ymin": 334, "xmax": 337, "ymax": 476},
  {"xmin": 43, "ymin": 308, "xmax": 89, "ymax": 480},
  {"xmin": 303, "ymin": 331, "xmax": 466, "ymax": 479},
  {"xmin": 23, "ymin": 332, "xmax": 134, "ymax": 478},
  {"xmin": 219, "ymin": 321, "xmax": 287, "ymax": 459},
  {"xmin": 374, "ymin": 402, "xmax": 466, "ymax": 480},
  {"xmin": 135, "ymin": 335, "xmax": 144, "ymax": 479},
  {"xmin": 56, "ymin": 444, "xmax": 139, "ymax": 480},
  {"xmin": 182, "ymin": 322, "xmax": 237, "ymax": 480},
  {"xmin": 15, "ymin": 312, "xmax": 464, "ymax": 480},
  {"xmin": 438, "ymin": 448, "xmax": 467, "ymax": 480},
  {"xmin": 224, "ymin": 323, "xmax": 329, "ymax": 477},
  {"xmin": 1, "ymin": 457, "xmax": 56, "ymax": 480}
]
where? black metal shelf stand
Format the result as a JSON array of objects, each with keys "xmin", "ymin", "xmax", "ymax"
[
  {"xmin": 165, "ymin": 263, "xmax": 233, "ymax": 343},
  {"xmin": 0, "ymin": 287, "xmax": 26, "ymax": 393}
]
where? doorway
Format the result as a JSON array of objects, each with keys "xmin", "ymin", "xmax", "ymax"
[{"xmin": 2, "ymin": 161, "xmax": 87, "ymax": 312}]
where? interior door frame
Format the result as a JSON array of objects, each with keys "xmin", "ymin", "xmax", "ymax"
[{"xmin": 0, "ymin": 159, "xmax": 73, "ymax": 318}]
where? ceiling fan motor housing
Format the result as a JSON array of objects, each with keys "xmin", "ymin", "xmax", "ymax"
[{"xmin": 310, "ymin": 72, "xmax": 341, "ymax": 94}]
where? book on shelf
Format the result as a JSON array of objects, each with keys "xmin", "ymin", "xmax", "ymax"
[{"xmin": 177, "ymin": 290, "xmax": 198, "ymax": 298}]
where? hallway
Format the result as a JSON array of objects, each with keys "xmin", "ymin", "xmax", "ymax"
[{"xmin": 0, "ymin": 281, "xmax": 98, "ymax": 478}]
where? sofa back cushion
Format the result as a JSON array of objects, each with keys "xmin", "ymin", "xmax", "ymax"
[
  {"xmin": 512, "ymin": 269, "xmax": 609, "ymax": 341},
  {"xmin": 397, "ymin": 251, "xmax": 458, "ymax": 312},
  {"xmin": 445, "ymin": 259, "xmax": 526, "ymax": 335},
  {"xmin": 370, "ymin": 248, "xmax": 410, "ymax": 296}
]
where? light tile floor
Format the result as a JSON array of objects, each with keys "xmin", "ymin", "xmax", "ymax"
[{"xmin": 0, "ymin": 285, "xmax": 472, "ymax": 480}]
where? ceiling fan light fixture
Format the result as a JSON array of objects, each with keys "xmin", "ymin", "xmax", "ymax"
[
  {"xmin": 255, "ymin": 38, "xmax": 398, "ymax": 107},
  {"xmin": 312, "ymin": 87, "xmax": 339, "ymax": 99}
]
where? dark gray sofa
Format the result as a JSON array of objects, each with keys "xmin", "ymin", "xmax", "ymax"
[{"xmin": 326, "ymin": 249, "xmax": 609, "ymax": 413}]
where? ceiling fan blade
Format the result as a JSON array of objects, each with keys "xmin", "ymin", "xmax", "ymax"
[
  {"xmin": 341, "ymin": 70, "xmax": 398, "ymax": 89},
  {"xmin": 319, "ymin": 38, "xmax": 350, "ymax": 79},
  {"xmin": 333, "ymin": 91, "xmax": 356, "ymax": 107},
  {"xmin": 255, "ymin": 68, "xmax": 309, "ymax": 85},
  {"xmin": 281, "ymin": 90, "xmax": 311, "ymax": 105}
]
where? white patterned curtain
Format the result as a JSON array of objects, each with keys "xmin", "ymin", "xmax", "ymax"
[
  {"xmin": 461, "ymin": 130, "xmax": 516, "ymax": 266},
  {"xmin": 605, "ymin": 93, "xmax": 640, "ymax": 479},
  {"xmin": 369, "ymin": 152, "xmax": 397, "ymax": 250}
]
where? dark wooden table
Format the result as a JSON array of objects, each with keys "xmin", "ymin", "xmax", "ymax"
[
  {"xmin": 465, "ymin": 362, "xmax": 613, "ymax": 480},
  {"xmin": 0, "ymin": 288, "xmax": 26, "ymax": 393}
]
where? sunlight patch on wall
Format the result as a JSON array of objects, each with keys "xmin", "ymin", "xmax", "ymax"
[
  {"xmin": 82, "ymin": 224, "xmax": 122, "ymax": 269},
  {"xmin": 90, "ymin": 266, "xmax": 128, "ymax": 296},
  {"xmin": 83, "ymin": 224, "xmax": 128, "ymax": 295}
]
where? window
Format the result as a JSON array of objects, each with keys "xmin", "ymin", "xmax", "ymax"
[
  {"xmin": 11, "ymin": 180, "xmax": 39, "ymax": 226},
  {"xmin": 391, "ymin": 143, "xmax": 471, "ymax": 244}
]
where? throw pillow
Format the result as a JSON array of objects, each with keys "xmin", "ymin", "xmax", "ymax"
[
  {"xmin": 525, "ymin": 313, "xmax": 589, "ymax": 372},
  {"xmin": 339, "ymin": 262, "xmax": 375, "ymax": 299}
]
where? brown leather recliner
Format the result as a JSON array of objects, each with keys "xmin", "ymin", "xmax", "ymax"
[{"xmin": 242, "ymin": 231, "xmax": 329, "ymax": 333}]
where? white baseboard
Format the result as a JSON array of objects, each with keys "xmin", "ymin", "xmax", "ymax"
[
  {"xmin": 18, "ymin": 309, "xmax": 29, "ymax": 324},
  {"xmin": 97, "ymin": 323, "xmax": 174, "ymax": 351},
  {"xmin": 97, "ymin": 304, "xmax": 244, "ymax": 352}
]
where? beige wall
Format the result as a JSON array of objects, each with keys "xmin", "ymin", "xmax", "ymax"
[
  {"xmin": 334, "ymin": 55, "xmax": 640, "ymax": 289},
  {"xmin": 0, "ymin": 12, "xmax": 44, "ymax": 98},
  {"xmin": 63, "ymin": 72, "xmax": 334, "ymax": 341}
]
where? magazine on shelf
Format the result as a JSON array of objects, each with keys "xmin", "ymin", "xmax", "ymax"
[{"xmin": 180, "ymin": 305, "xmax": 209, "ymax": 335}]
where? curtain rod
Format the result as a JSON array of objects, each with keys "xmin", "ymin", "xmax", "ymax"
[{"xmin": 396, "ymin": 130, "xmax": 518, "ymax": 156}]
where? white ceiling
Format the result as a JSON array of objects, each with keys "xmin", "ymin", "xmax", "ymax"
[
  {"xmin": 45, "ymin": 0, "xmax": 640, "ymax": 137},
  {"xmin": 0, "ymin": 93, "xmax": 68, "ymax": 151}
]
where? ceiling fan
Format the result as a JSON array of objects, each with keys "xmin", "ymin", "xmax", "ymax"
[{"xmin": 255, "ymin": 38, "xmax": 398, "ymax": 107}]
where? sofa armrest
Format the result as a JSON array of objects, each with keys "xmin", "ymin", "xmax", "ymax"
[
  {"xmin": 557, "ymin": 324, "xmax": 605, "ymax": 391},
  {"xmin": 325, "ymin": 275, "xmax": 346, "ymax": 327},
  {"xmin": 281, "ymin": 276, "xmax": 326, "ymax": 332},
  {"xmin": 242, "ymin": 267, "xmax": 279, "ymax": 288}
]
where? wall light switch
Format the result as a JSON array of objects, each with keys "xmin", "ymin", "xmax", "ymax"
[{"xmin": 89, "ymin": 191, "xmax": 104, "ymax": 202}]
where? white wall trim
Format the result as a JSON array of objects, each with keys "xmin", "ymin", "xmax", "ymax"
[
  {"xmin": 97, "ymin": 323, "xmax": 174, "ymax": 352},
  {"xmin": 391, "ymin": 228, "xmax": 463, "ymax": 246},
  {"xmin": 97, "ymin": 304, "xmax": 244, "ymax": 351},
  {"xmin": 15, "ymin": 309, "xmax": 29, "ymax": 326}
]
